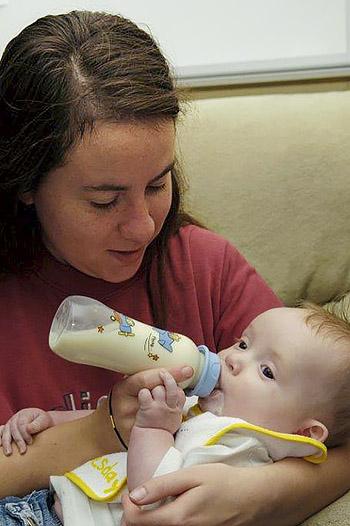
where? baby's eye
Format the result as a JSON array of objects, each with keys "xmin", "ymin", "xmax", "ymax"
[
  {"xmin": 261, "ymin": 365, "xmax": 274, "ymax": 380},
  {"xmin": 237, "ymin": 339, "xmax": 247, "ymax": 350}
]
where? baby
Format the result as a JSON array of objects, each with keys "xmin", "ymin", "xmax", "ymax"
[
  {"xmin": 125, "ymin": 302, "xmax": 350, "ymax": 500},
  {"xmin": 2, "ymin": 303, "xmax": 350, "ymax": 525}
]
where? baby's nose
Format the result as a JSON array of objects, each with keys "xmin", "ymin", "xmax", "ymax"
[{"xmin": 225, "ymin": 355, "xmax": 241, "ymax": 376}]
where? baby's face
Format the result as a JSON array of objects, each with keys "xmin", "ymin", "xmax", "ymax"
[{"xmin": 199, "ymin": 307, "xmax": 341, "ymax": 434}]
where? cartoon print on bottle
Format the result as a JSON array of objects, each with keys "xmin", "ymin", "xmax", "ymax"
[
  {"xmin": 143, "ymin": 327, "xmax": 181, "ymax": 362},
  {"xmin": 110, "ymin": 311, "xmax": 135, "ymax": 337},
  {"xmin": 102, "ymin": 312, "xmax": 182, "ymax": 355},
  {"xmin": 95, "ymin": 312, "xmax": 181, "ymax": 363},
  {"xmin": 153, "ymin": 328, "xmax": 181, "ymax": 352}
]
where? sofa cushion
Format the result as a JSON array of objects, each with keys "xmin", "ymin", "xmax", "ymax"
[
  {"xmin": 301, "ymin": 491, "xmax": 350, "ymax": 526},
  {"xmin": 176, "ymin": 89, "xmax": 350, "ymax": 524},
  {"xmin": 177, "ymin": 91, "xmax": 350, "ymax": 306}
]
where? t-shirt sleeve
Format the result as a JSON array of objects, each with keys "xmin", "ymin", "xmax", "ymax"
[
  {"xmin": 166, "ymin": 226, "xmax": 282, "ymax": 353},
  {"xmin": 214, "ymin": 240, "xmax": 283, "ymax": 350}
]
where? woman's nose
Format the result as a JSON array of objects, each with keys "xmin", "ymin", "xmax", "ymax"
[{"xmin": 118, "ymin": 204, "xmax": 156, "ymax": 245}]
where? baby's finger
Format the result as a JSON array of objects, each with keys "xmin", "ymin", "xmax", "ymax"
[
  {"xmin": 0, "ymin": 425, "xmax": 4, "ymax": 446},
  {"xmin": 9, "ymin": 422, "xmax": 28, "ymax": 454},
  {"xmin": 160, "ymin": 371, "xmax": 179, "ymax": 408},
  {"xmin": 15, "ymin": 417, "xmax": 34, "ymax": 443},
  {"xmin": 26, "ymin": 413, "xmax": 49, "ymax": 436},
  {"xmin": 151, "ymin": 385, "xmax": 166, "ymax": 402},
  {"xmin": 1, "ymin": 424, "xmax": 13, "ymax": 456},
  {"xmin": 176, "ymin": 387, "xmax": 186, "ymax": 409},
  {"xmin": 138, "ymin": 388, "xmax": 153, "ymax": 409}
]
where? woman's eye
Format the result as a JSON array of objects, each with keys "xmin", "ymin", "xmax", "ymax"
[
  {"xmin": 261, "ymin": 365, "xmax": 274, "ymax": 380},
  {"xmin": 90, "ymin": 198, "xmax": 119, "ymax": 210},
  {"xmin": 237, "ymin": 340, "xmax": 248, "ymax": 350},
  {"xmin": 146, "ymin": 182, "xmax": 167, "ymax": 194}
]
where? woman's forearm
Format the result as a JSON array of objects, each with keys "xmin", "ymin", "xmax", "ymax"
[
  {"xmin": 0, "ymin": 399, "xmax": 119, "ymax": 498},
  {"xmin": 258, "ymin": 443, "xmax": 350, "ymax": 525},
  {"xmin": 0, "ymin": 368, "xmax": 193, "ymax": 499},
  {"xmin": 49, "ymin": 409, "xmax": 94, "ymax": 426}
]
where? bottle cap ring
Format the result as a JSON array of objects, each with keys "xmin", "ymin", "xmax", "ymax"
[{"xmin": 185, "ymin": 345, "xmax": 221, "ymax": 397}]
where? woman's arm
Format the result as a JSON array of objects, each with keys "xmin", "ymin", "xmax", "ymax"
[
  {"xmin": 0, "ymin": 408, "xmax": 95, "ymax": 456},
  {"xmin": 0, "ymin": 366, "xmax": 193, "ymax": 499},
  {"xmin": 50, "ymin": 409, "xmax": 94, "ymax": 425},
  {"xmin": 0, "ymin": 399, "xmax": 117, "ymax": 498},
  {"xmin": 123, "ymin": 443, "xmax": 350, "ymax": 526}
]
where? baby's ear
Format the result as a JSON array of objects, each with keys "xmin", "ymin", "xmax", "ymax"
[{"xmin": 296, "ymin": 419, "xmax": 329, "ymax": 443}]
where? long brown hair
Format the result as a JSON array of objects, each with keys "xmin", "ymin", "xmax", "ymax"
[{"xmin": 0, "ymin": 10, "xmax": 202, "ymax": 324}]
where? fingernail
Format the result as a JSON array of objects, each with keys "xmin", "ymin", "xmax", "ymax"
[
  {"xmin": 182, "ymin": 366, "xmax": 193, "ymax": 378},
  {"xmin": 129, "ymin": 486, "xmax": 147, "ymax": 502}
]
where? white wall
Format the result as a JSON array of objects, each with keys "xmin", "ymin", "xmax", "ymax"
[{"xmin": 0, "ymin": 0, "xmax": 348, "ymax": 86}]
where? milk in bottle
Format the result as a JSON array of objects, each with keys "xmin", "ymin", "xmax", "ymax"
[{"xmin": 49, "ymin": 295, "xmax": 220, "ymax": 396}]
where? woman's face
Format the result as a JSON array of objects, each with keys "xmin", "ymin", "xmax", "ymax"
[{"xmin": 23, "ymin": 120, "xmax": 175, "ymax": 282}]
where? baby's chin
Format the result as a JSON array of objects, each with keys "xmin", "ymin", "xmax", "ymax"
[{"xmin": 198, "ymin": 389, "xmax": 224, "ymax": 416}]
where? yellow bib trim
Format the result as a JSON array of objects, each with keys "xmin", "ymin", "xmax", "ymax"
[{"xmin": 191, "ymin": 404, "xmax": 327, "ymax": 464}]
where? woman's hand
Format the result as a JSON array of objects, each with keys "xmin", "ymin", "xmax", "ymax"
[
  {"xmin": 121, "ymin": 463, "xmax": 267, "ymax": 526},
  {"xmin": 121, "ymin": 447, "xmax": 350, "ymax": 526},
  {"xmin": 110, "ymin": 366, "xmax": 193, "ymax": 447}
]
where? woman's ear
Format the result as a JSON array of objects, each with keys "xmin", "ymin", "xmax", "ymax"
[
  {"xmin": 296, "ymin": 419, "xmax": 329, "ymax": 443},
  {"xmin": 18, "ymin": 191, "xmax": 34, "ymax": 206}
]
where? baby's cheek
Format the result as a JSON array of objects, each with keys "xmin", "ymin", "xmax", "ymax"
[{"xmin": 199, "ymin": 389, "xmax": 224, "ymax": 416}]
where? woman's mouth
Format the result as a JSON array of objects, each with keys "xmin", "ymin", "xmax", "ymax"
[{"xmin": 108, "ymin": 248, "xmax": 144, "ymax": 263}]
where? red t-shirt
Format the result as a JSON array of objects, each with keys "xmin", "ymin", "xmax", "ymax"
[{"xmin": 0, "ymin": 226, "xmax": 281, "ymax": 421}]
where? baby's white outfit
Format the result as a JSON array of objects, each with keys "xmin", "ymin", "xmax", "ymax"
[{"xmin": 51, "ymin": 405, "xmax": 326, "ymax": 526}]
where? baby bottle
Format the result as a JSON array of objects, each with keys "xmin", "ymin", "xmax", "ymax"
[{"xmin": 49, "ymin": 295, "xmax": 220, "ymax": 397}]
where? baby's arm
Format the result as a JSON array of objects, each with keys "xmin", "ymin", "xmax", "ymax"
[
  {"xmin": 127, "ymin": 371, "xmax": 185, "ymax": 492},
  {"xmin": 0, "ymin": 408, "xmax": 93, "ymax": 455}
]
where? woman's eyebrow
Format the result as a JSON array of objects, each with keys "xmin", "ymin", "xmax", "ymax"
[{"xmin": 82, "ymin": 161, "xmax": 175, "ymax": 192}]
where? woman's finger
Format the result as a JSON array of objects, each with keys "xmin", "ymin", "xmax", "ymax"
[
  {"xmin": 123, "ymin": 483, "xmax": 200, "ymax": 526},
  {"xmin": 118, "ymin": 366, "xmax": 193, "ymax": 399},
  {"xmin": 128, "ymin": 468, "xmax": 198, "ymax": 505},
  {"xmin": 123, "ymin": 464, "xmax": 238, "ymax": 526}
]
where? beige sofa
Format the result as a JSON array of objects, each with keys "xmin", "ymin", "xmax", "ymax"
[{"xmin": 177, "ymin": 87, "xmax": 350, "ymax": 525}]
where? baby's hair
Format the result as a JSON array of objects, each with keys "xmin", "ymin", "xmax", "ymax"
[{"xmin": 300, "ymin": 297, "xmax": 350, "ymax": 447}]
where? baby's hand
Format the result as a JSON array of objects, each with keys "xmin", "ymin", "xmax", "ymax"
[
  {"xmin": 135, "ymin": 371, "xmax": 186, "ymax": 434},
  {"xmin": 0, "ymin": 408, "xmax": 54, "ymax": 455}
]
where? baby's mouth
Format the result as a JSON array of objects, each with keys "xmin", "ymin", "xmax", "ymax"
[{"xmin": 209, "ymin": 388, "xmax": 222, "ymax": 398}]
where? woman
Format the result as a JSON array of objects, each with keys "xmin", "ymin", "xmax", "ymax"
[{"xmin": 0, "ymin": 10, "xmax": 348, "ymax": 526}]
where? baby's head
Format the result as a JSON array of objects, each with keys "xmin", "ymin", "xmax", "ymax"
[{"xmin": 199, "ymin": 304, "xmax": 350, "ymax": 447}]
